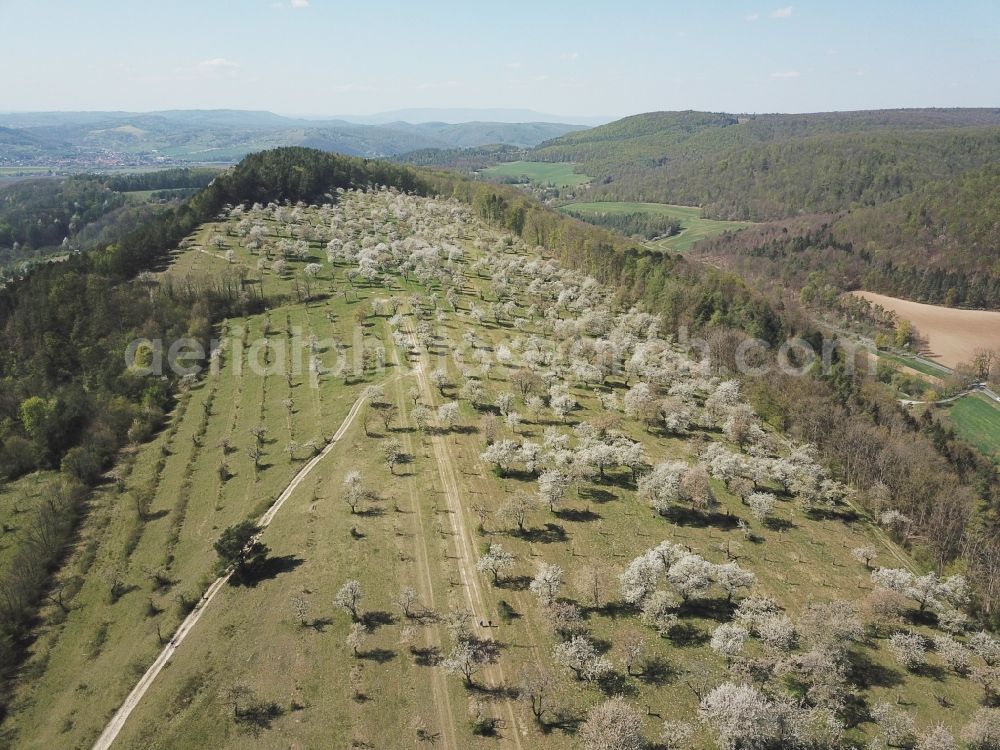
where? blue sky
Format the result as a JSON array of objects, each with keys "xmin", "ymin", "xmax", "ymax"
[{"xmin": 1, "ymin": 0, "xmax": 997, "ymax": 117}]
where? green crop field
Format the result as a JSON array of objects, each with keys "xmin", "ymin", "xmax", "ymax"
[
  {"xmin": 876, "ymin": 351, "xmax": 950, "ymax": 380},
  {"xmin": 3, "ymin": 191, "xmax": 990, "ymax": 750},
  {"xmin": 560, "ymin": 201, "xmax": 752, "ymax": 251},
  {"xmin": 941, "ymin": 393, "xmax": 1000, "ymax": 463},
  {"xmin": 480, "ymin": 160, "xmax": 590, "ymax": 188}
]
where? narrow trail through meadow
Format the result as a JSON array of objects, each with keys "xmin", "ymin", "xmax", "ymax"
[
  {"xmin": 91, "ymin": 367, "xmax": 412, "ymax": 750},
  {"xmin": 403, "ymin": 317, "xmax": 526, "ymax": 748}
]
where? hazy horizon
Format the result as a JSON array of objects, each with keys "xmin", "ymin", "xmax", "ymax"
[{"xmin": 2, "ymin": 0, "xmax": 998, "ymax": 116}]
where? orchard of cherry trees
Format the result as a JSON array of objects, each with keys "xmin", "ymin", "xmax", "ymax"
[{"xmin": 211, "ymin": 188, "xmax": 998, "ymax": 749}]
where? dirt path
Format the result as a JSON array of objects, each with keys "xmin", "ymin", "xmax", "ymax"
[
  {"xmin": 404, "ymin": 320, "xmax": 525, "ymax": 748},
  {"xmin": 91, "ymin": 369, "xmax": 411, "ymax": 750},
  {"xmin": 386, "ymin": 322, "xmax": 459, "ymax": 749}
]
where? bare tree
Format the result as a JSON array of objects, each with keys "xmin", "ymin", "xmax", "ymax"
[
  {"xmin": 517, "ymin": 666, "xmax": 554, "ymax": 724},
  {"xmin": 395, "ymin": 586, "xmax": 419, "ymax": 618}
]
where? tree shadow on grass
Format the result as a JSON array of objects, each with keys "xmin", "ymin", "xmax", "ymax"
[
  {"xmin": 538, "ymin": 709, "xmax": 582, "ymax": 735},
  {"xmin": 578, "ymin": 487, "xmax": 617, "ymax": 504},
  {"xmin": 587, "ymin": 601, "xmax": 631, "ymax": 621},
  {"xmin": 661, "ymin": 506, "xmax": 740, "ymax": 530},
  {"xmin": 358, "ymin": 648, "xmax": 396, "ymax": 664},
  {"xmin": 516, "ymin": 523, "xmax": 568, "ymax": 544},
  {"xmin": 682, "ymin": 597, "xmax": 735, "ymax": 622},
  {"xmin": 917, "ymin": 663, "xmax": 948, "ymax": 682},
  {"xmin": 231, "ymin": 555, "xmax": 303, "ymax": 587},
  {"xmin": 361, "ymin": 610, "xmax": 395, "ymax": 630},
  {"xmin": 497, "ymin": 575, "xmax": 532, "ymax": 592},
  {"xmin": 468, "ymin": 681, "xmax": 510, "ymax": 699},
  {"xmin": 598, "ymin": 670, "xmax": 638, "ymax": 697},
  {"xmin": 805, "ymin": 505, "xmax": 860, "ymax": 523},
  {"xmin": 410, "ymin": 645, "xmax": 441, "ymax": 667},
  {"xmin": 554, "ymin": 507, "xmax": 601, "ymax": 523},
  {"xmin": 667, "ymin": 622, "xmax": 709, "ymax": 647},
  {"xmin": 497, "ymin": 599, "xmax": 521, "ymax": 622},
  {"xmin": 234, "ymin": 701, "xmax": 285, "ymax": 736},
  {"xmin": 764, "ymin": 516, "xmax": 796, "ymax": 531},
  {"xmin": 847, "ymin": 648, "xmax": 906, "ymax": 689},
  {"xmin": 637, "ymin": 656, "xmax": 679, "ymax": 687},
  {"xmin": 309, "ymin": 616, "xmax": 334, "ymax": 632}
]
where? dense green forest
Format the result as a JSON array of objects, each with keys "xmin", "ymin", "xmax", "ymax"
[
  {"xmin": 560, "ymin": 206, "xmax": 681, "ymax": 239},
  {"xmin": 98, "ymin": 166, "xmax": 219, "ymax": 193},
  {"xmin": 393, "ymin": 143, "xmax": 527, "ymax": 169},
  {"xmin": 689, "ymin": 164, "xmax": 1000, "ymax": 308},
  {"xmin": 534, "ymin": 112, "xmax": 1000, "ymax": 219},
  {"xmin": 834, "ymin": 164, "xmax": 1000, "ymax": 295},
  {"xmin": 512, "ymin": 109, "xmax": 1000, "ymax": 307},
  {"xmin": 534, "ymin": 109, "xmax": 1000, "ymax": 198},
  {"xmin": 583, "ymin": 128, "xmax": 1000, "ymax": 220},
  {"xmin": 0, "ymin": 168, "xmax": 220, "ymax": 273},
  {"xmin": 0, "ymin": 178, "xmax": 125, "ymax": 251},
  {"xmin": 0, "ymin": 148, "xmax": 996, "ymax": 715}
]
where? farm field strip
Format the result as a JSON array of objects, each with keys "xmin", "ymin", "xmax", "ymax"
[{"xmin": 853, "ymin": 290, "xmax": 1000, "ymax": 370}]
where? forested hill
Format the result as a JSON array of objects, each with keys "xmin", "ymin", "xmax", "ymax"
[
  {"xmin": 0, "ymin": 168, "xmax": 220, "ymax": 276},
  {"xmin": 532, "ymin": 108, "xmax": 1000, "ymax": 220},
  {"xmin": 524, "ymin": 108, "xmax": 1000, "ymax": 307},
  {"xmin": 688, "ymin": 163, "xmax": 1000, "ymax": 309}
]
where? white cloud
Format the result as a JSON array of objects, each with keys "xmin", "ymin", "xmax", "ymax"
[
  {"xmin": 197, "ymin": 57, "xmax": 240, "ymax": 71},
  {"xmin": 559, "ymin": 52, "xmax": 579, "ymax": 61},
  {"xmin": 770, "ymin": 70, "xmax": 800, "ymax": 78},
  {"xmin": 745, "ymin": 12, "xmax": 760, "ymax": 21},
  {"xmin": 534, "ymin": 74, "xmax": 550, "ymax": 82},
  {"xmin": 505, "ymin": 61, "xmax": 523, "ymax": 69},
  {"xmin": 290, "ymin": 0, "xmax": 309, "ymax": 7},
  {"xmin": 770, "ymin": 5, "xmax": 793, "ymax": 18}
]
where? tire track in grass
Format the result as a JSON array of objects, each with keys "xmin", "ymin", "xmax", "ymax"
[
  {"xmin": 386, "ymin": 320, "xmax": 459, "ymax": 749},
  {"xmin": 91, "ymin": 368, "xmax": 412, "ymax": 750},
  {"xmin": 403, "ymin": 318, "xmax": 525, "ymax": 749}
]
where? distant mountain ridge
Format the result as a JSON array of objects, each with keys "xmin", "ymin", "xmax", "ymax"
[
  {"xmin": 329, "ymin": 107, "xmax": 609, "ymax": 126},
  {"xmin": 0, "ymin": 109, "xmax": 589, "ymax": 167}
]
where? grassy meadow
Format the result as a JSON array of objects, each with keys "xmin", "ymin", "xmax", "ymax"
[
  {"xmin": 559, "ymin": 201, "xmax": 752, "ymax": 252},
  {"xmin": 939, "ymin": 394, "xmax": 1000, "ymax": 464},
  {"xmin": 480, "ymin": 161, "xmax": 591, "ymax": 188}
]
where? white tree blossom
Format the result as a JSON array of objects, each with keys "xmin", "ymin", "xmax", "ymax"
[
  {"xmin": 553, "ymin": 635, "xmax": 612, "ymax": 682},
  {"xmin": 529, "ymin": 562, "xmax": 564, "ymax": 606}
]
